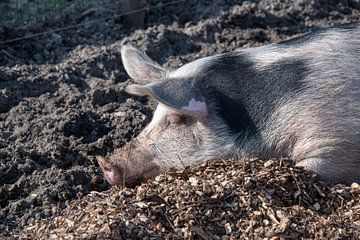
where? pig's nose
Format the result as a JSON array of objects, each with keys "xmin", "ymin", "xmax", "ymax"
[{"xmin": 96, "ymin": 155, "xmax": 124, "ymax": 186}]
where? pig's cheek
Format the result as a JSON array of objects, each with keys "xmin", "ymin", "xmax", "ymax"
[
  {"xmin": 138, "ymin": 132, "xmax": 156, "ymax": 146},
  {"xmin": 143, "ymin": 164, "xmax": 162, "ymax": 179},
  {"xmin": 145, "ymin": 138, "xmax": 155, "ymax": 147}
]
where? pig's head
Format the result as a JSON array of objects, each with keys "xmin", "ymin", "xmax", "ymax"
[{"xmin": 97, "ymin": 44, "xmax": 243, "ymax": 186}]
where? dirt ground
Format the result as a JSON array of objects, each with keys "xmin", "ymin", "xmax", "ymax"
[{"xmin": 0, "ymin": 0, "xmax": 359, "ymax": 238}]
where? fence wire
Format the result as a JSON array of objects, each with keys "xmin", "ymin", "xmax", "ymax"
[
  {"xmin": 0, "ymin": 0, "xmax": 187, "ymax": 45},
  {"xmin": 0, "ymin": 0, "xmax": 117, "ymax": 24}
]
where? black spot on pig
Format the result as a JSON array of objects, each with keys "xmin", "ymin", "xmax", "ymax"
[
  {"xmin": 200, "ymin": 52, "xmax": 307, "ymax": 136},
  {"xmin": 213, "ymin": 90, "xmax": 258, "ymax": 137}
]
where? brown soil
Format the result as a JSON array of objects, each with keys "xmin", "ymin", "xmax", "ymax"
[{"xmin": 0, "ymin": 0, "xmax": 359, "ymax": 239}]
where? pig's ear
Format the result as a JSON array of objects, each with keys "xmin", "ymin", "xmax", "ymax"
[
  {"xmin": 121, "ymin": 43, "xmax": 166, "ymax": 84},
  {"xmin": 126, "ymin": 78, "xmax": 207, "ymax": 117}
]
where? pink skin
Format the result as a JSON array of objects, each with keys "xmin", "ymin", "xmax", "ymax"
[
  {"xmin": 96, "ymin": 138, "xmax": 162, "ymax": 186},
  {"xmin": 96, "ymin": 156, "xmax": 123, "ymax": 186},
  {"xmin": 182, "ymin": 98, "xmax": 207, "ymax": 114}
]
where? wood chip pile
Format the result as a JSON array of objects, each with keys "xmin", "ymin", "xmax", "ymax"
[{"xmin": 20, "ymin": 158, "xmax": 360, "ymax": 239}]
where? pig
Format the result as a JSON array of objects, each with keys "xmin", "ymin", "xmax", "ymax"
[{"xmin": 97, "ymin": 22, "xmax": 360, "ymax": 186}]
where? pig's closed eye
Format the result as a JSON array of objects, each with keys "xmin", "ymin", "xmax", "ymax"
[{"xmin": 166, "ymin": 114, "xmax": 185, "ymax": 125}]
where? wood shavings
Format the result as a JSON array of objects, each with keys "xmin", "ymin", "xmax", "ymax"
[{"xmin": 20, "ymin": 158, "xmax": 360, "ymax": 239}]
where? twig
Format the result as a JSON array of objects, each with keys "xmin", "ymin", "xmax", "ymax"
[
  {"xmin": 289, "ymin": 168, "xmax": 302, "ymax": 205},
  {"xmin": 143, "ymin": 194, "xmax": 171, "ymax": 208},
  {"xmin": 176, "ymin": 154, "xmax": 189, "ymax": 180},
  {"xmin": 1, "ymin": 49, "xmax": 15, "ymax": 60},
  {"xmin": 159, "ymin": 207, "xmax": 177, "ymax": 233},
  {"xmin": 191, "ymin": 218, "xmax": 214, "ymax": 240}
]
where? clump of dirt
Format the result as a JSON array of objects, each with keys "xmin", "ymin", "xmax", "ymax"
[
  {"xmin": 0, "ymin": 0, "xmax": 359, "ymax": 238},
  {"xmin": 19, "ymin": 158, "xmax": 360, "ymax": 239}
]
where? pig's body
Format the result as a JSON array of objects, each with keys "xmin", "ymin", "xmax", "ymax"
[{"xmin": 97, "ymin": 22, "xmax": 360, "ymax": 186}]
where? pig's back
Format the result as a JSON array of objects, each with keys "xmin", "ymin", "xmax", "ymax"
[{"xmin": 256, "ymin": 23, "xmax": 360, "ymax": 181}]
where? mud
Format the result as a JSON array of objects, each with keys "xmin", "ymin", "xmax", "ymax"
[{"xmin": 0, "ymin": 0, "xmax": 359, "ymax": 237}]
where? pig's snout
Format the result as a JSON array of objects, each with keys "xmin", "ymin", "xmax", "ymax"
[
  {"xmin": 96, "ymin": 155, "xmax": 124, "ymax": 186},
  {"xmin": 96, "ymin": 141, "xmax": 162, "ymax": 186}
]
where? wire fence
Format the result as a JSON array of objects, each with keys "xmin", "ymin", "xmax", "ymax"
[
  {"xmin": 0, "ymin": 0, "xmax": 117, "ymax": 24},
  {"xmin": 0, "ymin": 0, "xmax": 187, "ymax": 45}
]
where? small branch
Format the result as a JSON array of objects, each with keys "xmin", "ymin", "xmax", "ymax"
[
  {"xmin": 1, "ymin": 49, "xmax": 15, "ymax": 60},
  {"xmin": 176, "ymin": 154, "xmax": 189, "ymax": 180}
]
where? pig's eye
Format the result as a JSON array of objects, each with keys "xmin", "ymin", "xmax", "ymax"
[{"xmin": 166, "ymin": 114, "xmax": 185, "ymax": 125}]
